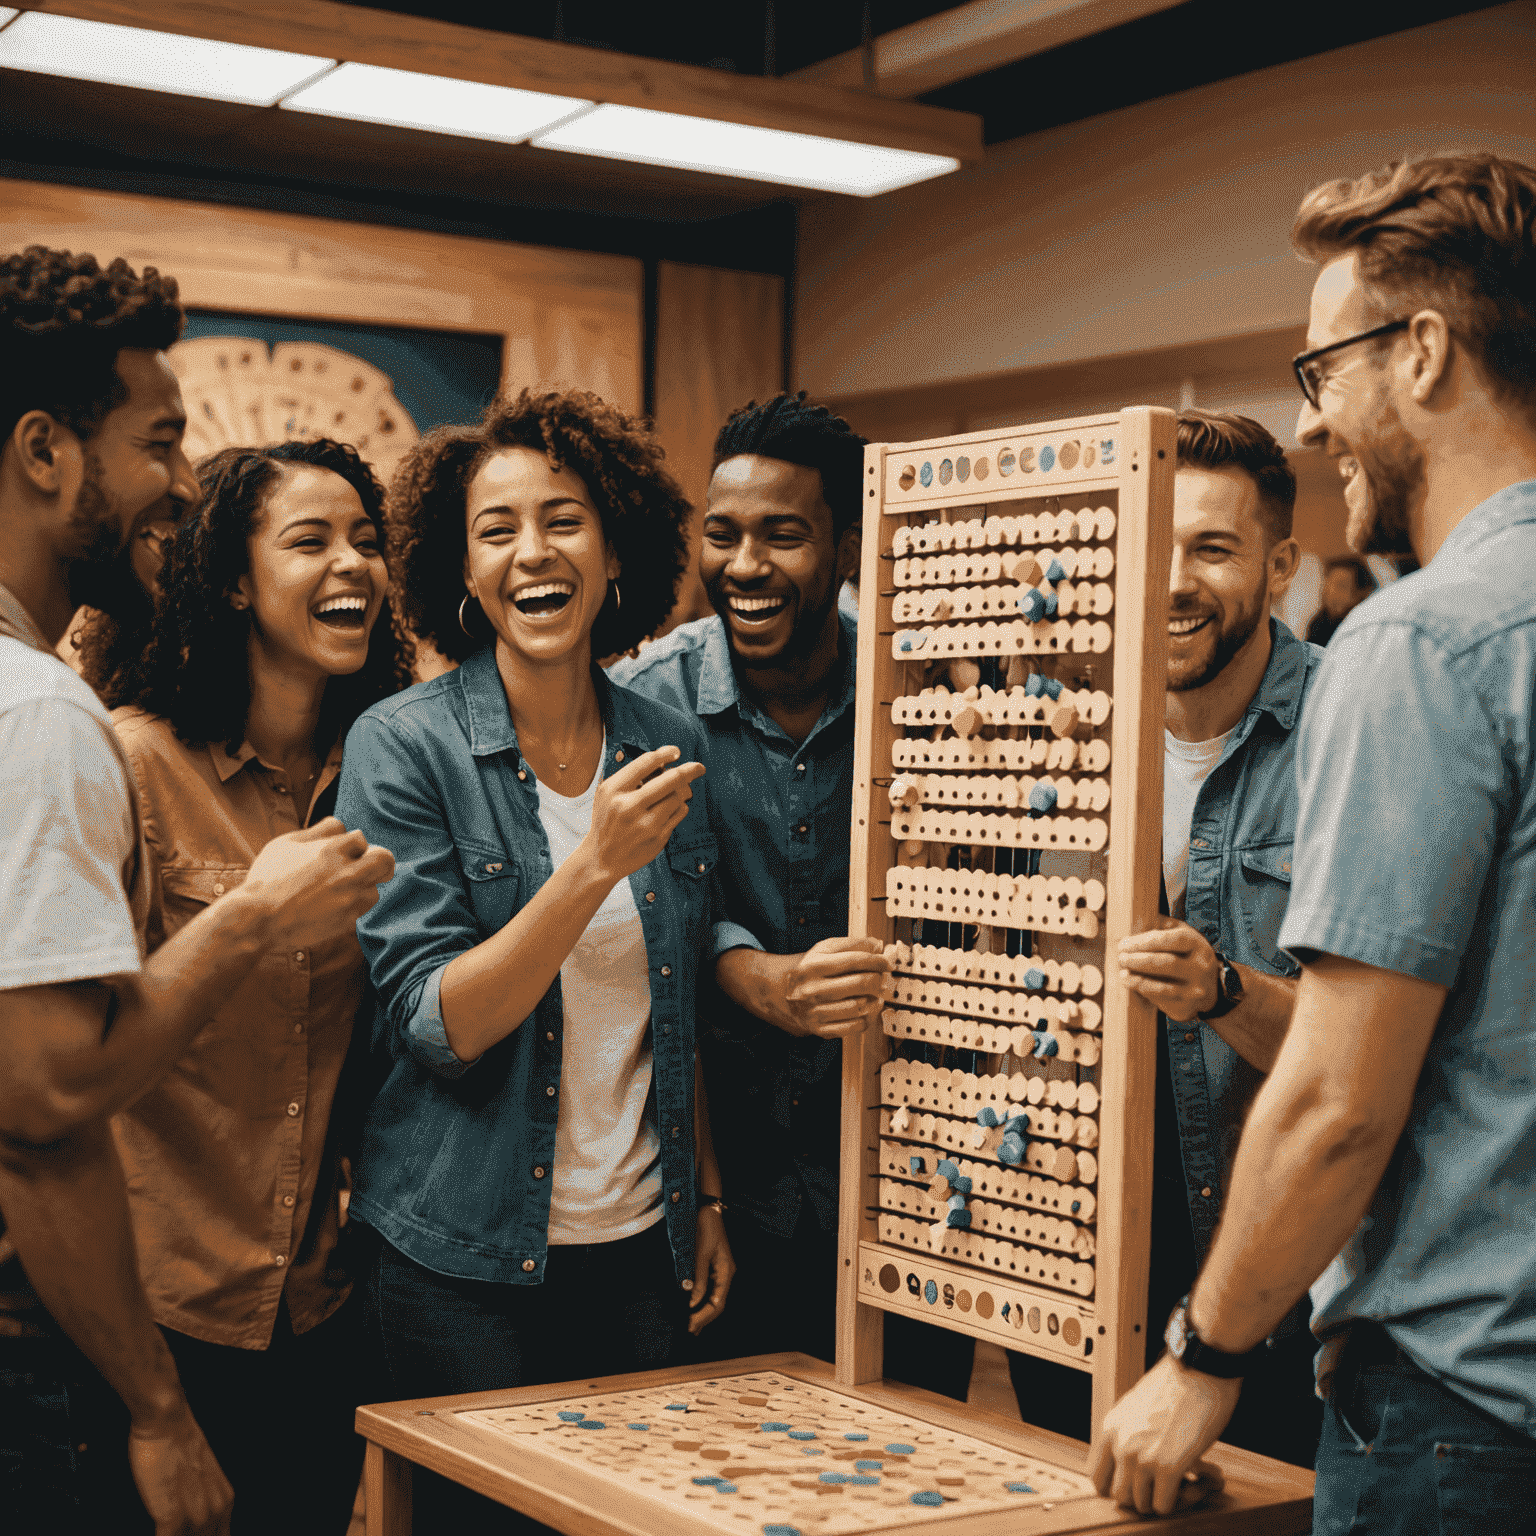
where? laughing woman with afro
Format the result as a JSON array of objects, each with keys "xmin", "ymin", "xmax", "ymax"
[{"xmin": 336, "ymin": 389, "xmax": 734, "ymax": 1534}]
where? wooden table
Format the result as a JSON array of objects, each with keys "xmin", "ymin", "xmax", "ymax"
[{"xmin": 356, "ymin": 1353, "xmax": 1312, "ymax": 1536}]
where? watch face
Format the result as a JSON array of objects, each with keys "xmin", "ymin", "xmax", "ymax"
[{"xmin": 1165, "ymin": 1305, "xmax": 1190, "ymax": 1361}]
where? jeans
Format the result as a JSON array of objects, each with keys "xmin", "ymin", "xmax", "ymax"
[
  {"xmin": 1314, "ymin": 1331, "xmax": 1536, "ymax": 1536},
  {"xmin": 0, "ymin": 1329, "xmax": 144, "ymax": 1535},
  {"xmin": 363, "ymin": 1217, "xmax": 689, "ymax": 1534}
]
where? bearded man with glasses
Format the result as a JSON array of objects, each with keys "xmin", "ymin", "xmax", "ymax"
[{"xmin": 1092, "ymin": 152, "xmax": 1536, "ymax": 1535}]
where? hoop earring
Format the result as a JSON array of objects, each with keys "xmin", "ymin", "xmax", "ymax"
[
  {"xmin": 611, "ymin": 580, "xmax": 622, "ymax": 611},
  {"xmin": 458, "ymin": 593, "xmax": 479, "ymax": 638}
]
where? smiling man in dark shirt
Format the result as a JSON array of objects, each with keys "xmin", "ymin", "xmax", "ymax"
[{"xmin": 610, "ymin": 393, "xmax": 972, "ymax": 1397}]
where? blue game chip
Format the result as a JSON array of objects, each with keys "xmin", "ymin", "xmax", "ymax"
[
  {"xmin": 557, "ymin": 1411, "xmax": 584, "ymax": 1422},
  {"xmin": 819, "ymin": 1472, "xmax": 848, "ymax": 1485},
  {"xmin": 1008, "ymin": 1482, "xmax": 1036, "ymax": 1493},
  {"xmin": 628, "ymin": 1423, "xmax": 649, "ymax": 1431},
  {"xmin": 844, "ymin": 1432, "xmax": 869, "ymax": 1442},
  {"xmin": 855, "ymin": 1460, "xmax": 883, "ymax": 1471},
  {"xmin": 576, "ymin": 1420, "xmax": 604, "ymax": 1429},
  {"xmin": 788, "ymin": 1430, "xmax": 817, "ymax": 1441},
  {"xmin": 761, "ymin": 1421, "xmax": 792, "ymax": 1432},
  {"xmin": 849, "ymin": 1475, "xmax": 880, "ymax": 1486},
  {"xmin": 911, "ymin": 1490, "xmax": 945, "ymax": 1506},
  {"xmin": 886, "ymin": 1443, "xmax": 916, "ymax": 1454}
]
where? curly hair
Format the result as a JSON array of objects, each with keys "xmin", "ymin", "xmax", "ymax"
[
  {"xmin": 1176, "ymin": 410, "xmax": 1297, "ymax": 546},
  {"xmin": 1, "ymin": 245, "xmax": 184, "ymax": 444},
  {"xmin": 1292, "ymin": 153, "xmax": 1536, "ymax": 408},
  {"xmin": 712, "ymin": 391, "xmax": 868, "ymax": 539},
  {"xmin": 390, "ymin": 388, "xmax": 692, "ymax": 665},
  {"xmin": 112, "ymin": 439, "xmax": 411, "ymax": 752}
]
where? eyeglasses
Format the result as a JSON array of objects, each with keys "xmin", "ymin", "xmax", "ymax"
[{"xmin": 1292, "ymin": 319, "xmax": 1410, "ymax": 409}]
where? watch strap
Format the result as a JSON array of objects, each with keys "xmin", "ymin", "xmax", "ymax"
[
  {"xmin": 1202, "ymin": 950, "xmax": 1243, "ymax": 1019},
  {"xmin": 1165, "ymin": 1296, "xmax": 1266, "ymax": 1378}
]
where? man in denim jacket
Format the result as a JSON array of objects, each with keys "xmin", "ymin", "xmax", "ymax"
[{"xmin": 1013, "ymin": 411, "xmax": 1324, "ymax": 1460}]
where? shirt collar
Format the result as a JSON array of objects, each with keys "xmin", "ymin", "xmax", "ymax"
[
  {"xmin": 695, "ymin": 608, "xmax": 859, "ymax": 725},
  {"xmin": 0, "ymin": 582, "xmax": 55, "ymax": 656},
  {"xmin": 457, "ymin": 644, "xmax": 652, "ymax": 761},
  {"xmin": 1430, "ymin": 477, "xmax": 1536, "ymax": 567},
  {"xmin": 206, "ymin": 734, "xmax": 346, "ymax": 787},
  {"xmin": 1245, "ymin": 617, "xmax": 1312, "ymax": 732}
]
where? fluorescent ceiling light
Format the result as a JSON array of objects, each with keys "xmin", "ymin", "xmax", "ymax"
[
  {"xmin": 531, "ymin": 103, "xmax": 959, "ymax": 197},
  {"xmin": 0, "ymin": 12, "xmax": 334, "ymax": 105},
  {"xmin": 280, "ymin": 60, "xmax": 590, "ymax": 144}
]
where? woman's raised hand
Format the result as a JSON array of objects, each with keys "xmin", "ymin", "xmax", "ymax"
[{"xmin": 585, "ymin": 745, "xmax": 706, "ymax": 885}]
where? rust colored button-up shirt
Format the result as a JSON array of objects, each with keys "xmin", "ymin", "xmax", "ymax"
[{"xmin": 110, "ymin": 708, "xmax": 363, "ymax": 1349}]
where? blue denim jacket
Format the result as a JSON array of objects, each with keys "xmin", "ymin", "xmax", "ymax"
[
  {"xmin": 1170, "ymin": 619, "xmax": 1324, "ymax": 1264},
  {"xmin": 334, "ymin": 649, "xmax": 716, "ymax": 1285}
]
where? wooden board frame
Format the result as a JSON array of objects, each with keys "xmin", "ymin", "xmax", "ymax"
[
  {"xmin": 356, "ymin": 1354, "xmax": 1311, "ymax": 1536},
  {"xmin": 839, "ymin": 409, "xmax": 1175, "ymax": 1438}
]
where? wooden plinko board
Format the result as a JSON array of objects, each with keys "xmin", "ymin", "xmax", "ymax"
[
  {"xmin": 357, "ymin": 1355, "xmax": 1312, "ymax": 1536},
  {"xmin": 839, "ymin": 412, "xmax": 1174, "ymax": 1437}
]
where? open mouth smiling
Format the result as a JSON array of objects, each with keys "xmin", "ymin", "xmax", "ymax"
[
  {"xmin": 513, "ymin": 581, "xmax": 574, "ymax": 616},
  {"xmin": 1168, "ymin": 613, "xmax": 1214, "ymax": 638},
  {"xmin": 727, "ymin": 594, "xmax": 789, "ymax": 624},
  {"xmin": 313, "ymin": 594, "xmax": 369, "ymax": 630}
]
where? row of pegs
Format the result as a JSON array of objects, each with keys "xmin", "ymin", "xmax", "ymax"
[
  {"xmin": 880, "ymin": 1104, "xmax": 1099, "ymax": 1187},
  {"xmin": 890, "ymin": 806, "xmax": 1110, "ymax": 859},
  {"xmin": 893, "ymin": 732, "xmax": 1110, "ymax": 775},
  {"xmin": 877, "ymin": 1139, "xmax": 1098, "ymax": 1222},
  {"xmin": 891, "ymin": 680, "xmax": 1112, "ymax": 731},
  {"xmin": 889, "ymin": 770, "xmax": 1111, "ymax": 815},
  {"xmin": 886, "ymin": 971, "xmax": 1103, "ymax": 1031},
  {"xmin": 883, "ymin": 1006, "xmax": 1100, "ymax": 1065},
  {"xmin": 877, "ymin": 1178, "xmax": 1096, "ymax": 1260},
  {"xmin": 893, "ymin": 616, "xmax": 1113, "ymax": 661},
  {"xmin": 881, "ymin": 1061, "xmax": 1100, "ymax": 1147},
  {"xmin": 877, "ymin": 1212, "xmax": 1096, "ymax": 1298},
  {"xmin": 893, "ymin": 543, "xmax": 1115, "ymax": 590},
  {"xmin": 892, "ymin": 578, "xmax": 1114, "ymax": 626},
  {"xmin": 890, "ymin": 507, "xmax": 1116, "ymax": 557},
  {"xmin": 886, "ymin": 942, "xmax": 1103, "ymax": 998}
]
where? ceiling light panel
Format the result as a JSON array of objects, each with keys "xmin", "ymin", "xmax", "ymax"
[
  {"xmin": 0, "ymin": 12, "xmax": 333, "ymax": 105},
  {"xmin": 531, "ymin": 103, "xmax": 960, "ymax": 197},
  {"xmin": 281, "ymin": 61, "xmax": 591, "ymax": 144}
]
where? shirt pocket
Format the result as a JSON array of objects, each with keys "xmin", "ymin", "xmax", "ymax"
[
  {"xmin": 160, "ymin": 866, "xmax": 247, "ymax": 936},
  {"xmin": 666, "ymin": 840, "xmax": 716, "ymax": 935},
  {"xmin": 1233, "ymin": 841, "xmax": 1298, "ymax": 975},
  {"xmin": 459, "ymin": 847, "xmax": 522, "ymax": 934}
]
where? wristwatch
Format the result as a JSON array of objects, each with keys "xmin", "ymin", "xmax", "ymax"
[
  {"xmin": 1202, "ymin": 949, "xmax": 1244, "ymax": 1019},
  {"xmin": 1164, "ymin": 1295, "xmax": 1266, "ymax": 1378}
]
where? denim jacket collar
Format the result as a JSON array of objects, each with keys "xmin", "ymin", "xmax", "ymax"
[
  {"xmin": 1216, "ymin": 618, "xmax": 1309, "ymax": 767},
  {"xmin": 695, "ymin": 609, "xmax": 859, "ymax": 728},
  {"xmin": 456, "ymin": 645, "xmax": 654, "ymax": 762}
]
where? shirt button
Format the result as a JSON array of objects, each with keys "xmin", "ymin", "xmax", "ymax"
[
  {"xmin": 645, "ymin": 892, "xmax": 656, "ymax": 903},
  {"xmin": 797, "ymin": 917, "xmax": 807, "ymax": 926},
  {"xmin": 671, "ymin": 1126, "xmax": 680, "ymax": 1139},
  {"xmin": 533, "ymin": 1166, "xmax": 546, "ymax": 1179},
  {"xmin": 796, "ymin": 825, "xmax": 807, "ymax": 835},
  {"xmin": 546, "ymin": 1031, "xmax": 555, "ymax": 1042},
  {"xmin": 293, "ymin": 952, "xmax": 305, "ymax": 963},
  {"xmin": 518, "ymin": 770, "xmax": 527, "ymax": 781},
  {"xmin": 1200, "ymin": 1187, "xmax": 1212, "ymax": 1198},
  {"xmin": 274, "ymin": 1253, "xmax": 286, "ymax": 1267},
  {"xmin": 660, "ymin": 966, "xmax": 672, "ymax": 977},
  {"xmin": 213, "ymin": 882, "xmax": 225, "ymax": 896},
  {"xmin": 546, "ymin": 1085, "xmax": 556, "ymax": 1097},
  {"xmin": 796, "ymin": 763, "xmax": 806, "ymax": 773},
  {"xmin": 287, "ymin": 1102, "xmax": 300, "ymax": 1116},
  {"xmin": 282, "ymin": 1194, "xmax": 295, "ymax": 1208},
  {"xmin": 522, "ymin": 1259, "xmax": 536, "ymax": 1272},
  {"xmin": 1185, "ymin": 1032, "xmax": 1196, "ymax": 1042},
  {"xmin": 485, "ymin": 862, "xmax": 502, "ymax": 874},
  {"xmin": 670, "ymin": 1190, "xmax": 681, "ymax": 1203},
  {"xmin": 697, "ymin": 862, "xmax": 706, "ymax": 873},
  {"xmin": 615, "ymin": 750, "xmax": 624, "ymax": 763},
  {"xmin": 275, "ymin": 784, "xmax": 288, "ymax": 795},
  {"xmin": 294, "ymin": 1022, "xmax": 304, "ymax": 1034}
]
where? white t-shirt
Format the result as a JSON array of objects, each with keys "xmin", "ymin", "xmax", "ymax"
[
  {"xmin": 1162, "ymin": 727, "xmax": 1235, "ymax": 919},
  {"xmin": 536, "ymin": 745, "xmax": 663, "ymax": 1244}
]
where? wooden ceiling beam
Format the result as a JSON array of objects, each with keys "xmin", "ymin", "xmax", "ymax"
[
  {"xmin": 27, "ymin": 0, "xmax": 984, "ymax": 164},
  {"xmin": 791, "ymin": 0, "xmax": 1187, "ymax": 98}
]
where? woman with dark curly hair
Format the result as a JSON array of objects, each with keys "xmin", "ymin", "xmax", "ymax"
[
  {"xmin": 335, "ymin": 389, "xmax": 734, "ymax": 1534},
  {"xmin": 108, "ymin": 437, "xmax": 407, "ymax": 1536}
]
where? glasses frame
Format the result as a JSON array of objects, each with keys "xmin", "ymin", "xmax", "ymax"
[{"xmin": 1292, "ymin": 318, "xmax": 1411, "ymax": 409}]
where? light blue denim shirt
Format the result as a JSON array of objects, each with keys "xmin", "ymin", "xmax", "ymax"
[
  {"xmin": 1280, "ymin": 479, "xmax": 1536, "ymax": 1433},
  {"xmin": 334, "ymin": 649, "xmax": 716, "ymax": 1286},
  {"xmin": 1170, "ymin": 619, "xmax": 1325, "ymax": 1265}
]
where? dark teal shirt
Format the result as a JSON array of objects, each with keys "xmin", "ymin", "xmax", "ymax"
[{"xmin": 609, "ymin": 611, "xmax": 857, "ymax": 1237}]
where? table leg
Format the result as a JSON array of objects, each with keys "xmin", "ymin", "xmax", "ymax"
[{"xmin": 364, "ymin": 1440, "xmax": 413, "ymax": 1536}]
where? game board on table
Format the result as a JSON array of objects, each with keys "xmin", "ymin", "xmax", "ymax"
[{"xmin": 455, "ymin": 1368, "xmax": 1095, "ymax": 1535}]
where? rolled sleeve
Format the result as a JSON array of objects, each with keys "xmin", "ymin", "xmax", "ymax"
[
  {"xmin": 1279, "ymin": 620, "xmax": 1505, "ymax": 986},
  {"xmin": 336, "ymin": 713, "xmax": 485, "ymax": 1078},
  {"xmin": 714, "ymin": 920, "xmax": 766, "ymax": 959}
]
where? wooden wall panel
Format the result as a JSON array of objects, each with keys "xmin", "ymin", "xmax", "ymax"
[
  {"xmin": 652, "ymin": 261, "xmax": 785, "ymax": 628},
  {"xmin": 0, "ymin": 178, "xmax": 644, "ymax": 414}
]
